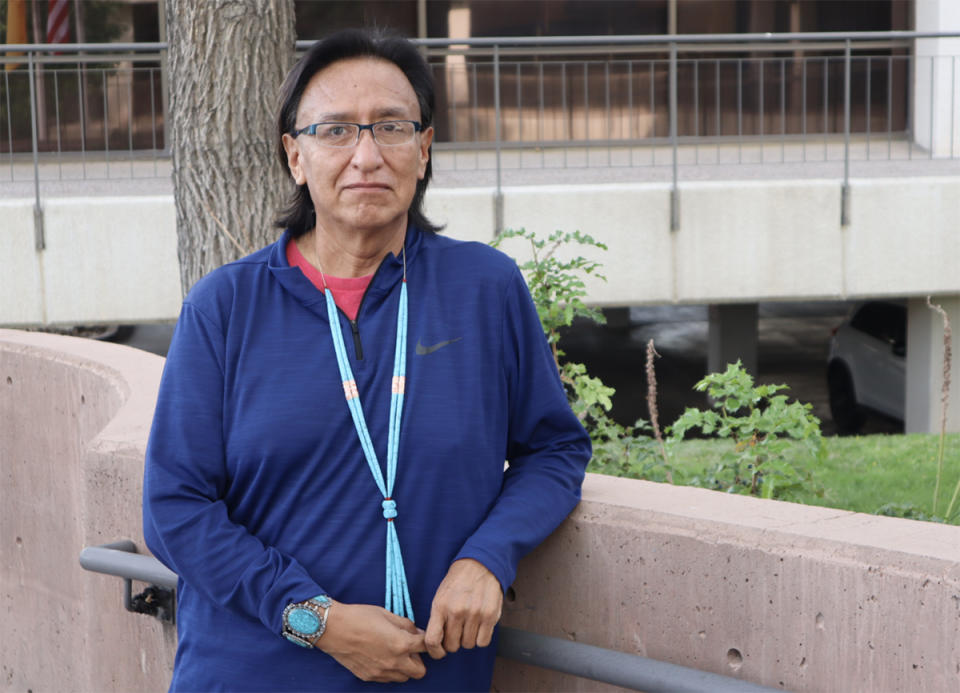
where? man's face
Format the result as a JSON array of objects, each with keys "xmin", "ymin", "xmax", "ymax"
[{"xmin": 282, "ymin": 57, "xmax": 433, "ymax": 237}]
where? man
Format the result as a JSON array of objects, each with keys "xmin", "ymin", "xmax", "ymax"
[{"xmin": 143, "ymin": 28, "xmax": 591, "ymax": 691}]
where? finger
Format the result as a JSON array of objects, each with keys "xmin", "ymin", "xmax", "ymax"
[
  {"xmin": 383, "ymin": 609, "xmax": 420, "ymax": 634},
  {"xmin": 402, "ymin": 653, "xmax": 426, "ymax": 680},
  {"xmin": 387, "ymin": 628, "xmax": 426, "ymax": 658},
  {"xmin": 476, "ymin": 594, "xmax": 503, "ymax": 648},
  {"xmin": 424, "ymin": 609, "xmax": 447, "ymax": 659},
  {"xmin": 442, "ymin": 613, "xmax": 464, "ymax": 653},
  {"xmin": 475, "ymin": 617, "xmax": 496, "ymax": 648},
  {"xmin": 425, "ymin": 640, "xmax": 446, "ymax": 659},
  {"xmin": 380, "ymin": 673, "xmax": 411, "ymax": 684},
  {"xmin": 367, "ymin": 653, "xmax": 423, "ymax": 684},
  {"xmin": 460, "ymin": 613, "xmax": 480, "ymax": 649},
  {"xmin": 407, "ymin": 631, "xmax": 427, "ymax": 654}
]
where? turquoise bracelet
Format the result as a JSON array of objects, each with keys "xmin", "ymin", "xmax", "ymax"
[{"xmin": 281, "ymin": 595, "xmax": 332, "ymax": 648}]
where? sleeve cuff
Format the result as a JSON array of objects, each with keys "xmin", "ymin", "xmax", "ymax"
[{"xmin": 452, "ymin": 545, "xmax": 514, "ymax": 593}]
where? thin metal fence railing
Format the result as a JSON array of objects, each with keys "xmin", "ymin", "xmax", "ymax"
[
  {"xmin": 428, "ymin": 52, "xmax": 941, "ymax": 160},
  {"xmin": 1, "ymin": 59, "xmax": 167, "ymax": 180},
  {"xmin": 408, "ymin": 31, "xmax": 958, "ymax": 229},
  {"xmin": 3, "ymin": 33, "xmax": 959, "ymax": 224},
  {"xmin": 1, "ymin": 42, "xmax": 167, "ymax": 252}
]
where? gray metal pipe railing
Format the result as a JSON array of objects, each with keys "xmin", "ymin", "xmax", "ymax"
[
  {"xmin": 79, "ymin": 541, "xmax": 178, "ymax": 589},
  {"xmin": 79, "ymin": 541, "xmax": 177, "ymax": 623},
  {"xmin": 2, "ymin": 42, "xmax": 167, "ymax": 53},
  {"xmin": 294, "ymin": 30, "xmax": 960, "ymax": 51},
  {"xmin": 498, "ymin": 627, "xmax": 782, "ymax": 693},
  {"xmin": 79, "ymin": 542, "xmax": 784, "ymax": 692}
]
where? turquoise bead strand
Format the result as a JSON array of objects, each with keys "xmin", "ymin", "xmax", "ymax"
[{"xmin": 323, "ymin": 268, "xmax": 414, "ymax": 623}]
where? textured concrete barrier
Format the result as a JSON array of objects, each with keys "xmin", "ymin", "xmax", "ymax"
[
  {"xmin": 0, "ymin": 329, "xmax": 174, "ymax": 693},
  {"xmin": 494, "ymin": 477, "xmax": 960, "ymax": 691},
  {"xmin": 2, "ymin": 329, "xmax": 959, "ymax": 692}
]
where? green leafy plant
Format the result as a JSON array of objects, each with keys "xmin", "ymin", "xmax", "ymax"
[
  {"xmin": 491, "ymin": 230, "xmax": 832, "ymax": 497},
  {"xmin": 874, "ymin": 502, "xmax": 942, "ymax": 523},
  {"xmin": 492, "ymin": 229, "xmax": 606, "ymax": 356},
  {"xmin": 668, "ymin": 361, "xmax": 824, "ymax": 500},
  {"xmin": 492, "ymin": 229, "xmax": 666, "ymax": 480}
]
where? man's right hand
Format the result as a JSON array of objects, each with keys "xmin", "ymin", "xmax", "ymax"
[{"xmin": 314, "ymin": 601, "xmax": 427, "ymax": 683}]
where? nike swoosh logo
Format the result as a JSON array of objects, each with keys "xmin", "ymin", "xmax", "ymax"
[{"xmin": 416, "ymin": 337, "xmax": 463, "ymax": 355}]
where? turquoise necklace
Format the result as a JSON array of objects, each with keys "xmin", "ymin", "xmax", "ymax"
[{"xmin": 320, "ymin": 246, "xmax": 414, "ymax": 622}]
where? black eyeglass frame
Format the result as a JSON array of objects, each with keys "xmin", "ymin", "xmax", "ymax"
[{"xmin": 290, "ymin": 120, "xmax": 424, "ymax": 146}]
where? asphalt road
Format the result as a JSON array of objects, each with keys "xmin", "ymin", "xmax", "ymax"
[{"xmin": 108, "ymin": 300, "xmax": 903, "ymax": 438}]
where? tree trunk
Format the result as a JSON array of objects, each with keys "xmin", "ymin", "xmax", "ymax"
[{"xmin": 165, "ymin": 0, "xmax": 296, "ymax": 295}]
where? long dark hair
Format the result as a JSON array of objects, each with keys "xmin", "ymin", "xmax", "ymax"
[{"xmin": 275, "ymin": 28, "xmax": 441, "ymax": 237}]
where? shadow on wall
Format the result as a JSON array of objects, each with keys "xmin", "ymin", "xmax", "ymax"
[{"xmin": 1, "ymin": 329, "xmax": 958, "ymax": 692}]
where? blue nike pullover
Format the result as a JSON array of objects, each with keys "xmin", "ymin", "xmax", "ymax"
[{"xmin": 142, "ymin": 226, "xmax": 591, "ymax": 691}]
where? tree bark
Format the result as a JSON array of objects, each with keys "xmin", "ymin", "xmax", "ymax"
[{"xmin": 166, "ymin": 0, "xmax": 296, "ymax": 295}]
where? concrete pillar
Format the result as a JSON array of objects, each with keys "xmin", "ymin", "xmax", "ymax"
[
  {"xmin": 913, "ymin": 0, "xmax": 960, "ymax": 157},
  {"xmin": 707, "ymin": 303, "xmax": 758, "ymax": 376},
  {"xmin": 906, "ymin": 295, "xmax": 959, "ymax": 434}
]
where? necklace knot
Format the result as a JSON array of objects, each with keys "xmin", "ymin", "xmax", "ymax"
[{"xmin": 381, "ymin": 498, "xmax": 398, "ymax": 520}]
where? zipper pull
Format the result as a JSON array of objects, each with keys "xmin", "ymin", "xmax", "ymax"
[{"xmin": 350, "ymin": 319, "xmax": 364, "ymax": 361}]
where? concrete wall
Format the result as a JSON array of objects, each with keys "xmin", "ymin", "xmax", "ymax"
[
  {"xmin": 495, "ymin": 477, "xmax": 960, "ymax": 692},
  {"xmin": 487, "ymin": 178, "xmax": 960, "ymax": 306},
  {"xmin": 3, "ymin": 176, "xmax": 958, "ymax": 326},
  {"xmin": 3, "ymin": 330, "xmax": 959, "ymax": 692},
  {"xmin": 0, "ymin": 196, "xmax": 181, "ymax": 327},
  {"xmin": 0, "ymin": 330, "xmax": 175, "ymax": 693}
]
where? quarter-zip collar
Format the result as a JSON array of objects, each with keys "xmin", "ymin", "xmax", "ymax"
[{"xmin": 268, "ymin": 224, "xmax": 425, "ymax": 322}]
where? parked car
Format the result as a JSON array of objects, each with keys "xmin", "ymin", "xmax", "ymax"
[{"xmin": 827, "ymin": 301, "xmax": 906, "ymax": 433}]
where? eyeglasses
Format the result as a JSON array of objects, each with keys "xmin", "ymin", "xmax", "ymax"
[{"xmin": 291, "ymin": 120, "xmax": 423, "ymax": 147}]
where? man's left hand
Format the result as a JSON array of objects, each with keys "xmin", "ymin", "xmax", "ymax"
[{"xmin": 424, "ymin": 558, "xmax": 503, "ymax": 659}]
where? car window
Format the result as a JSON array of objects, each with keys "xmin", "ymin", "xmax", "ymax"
[{"xmin": 849, "ymin": 302, "xmax": 906, "ymax": 346}]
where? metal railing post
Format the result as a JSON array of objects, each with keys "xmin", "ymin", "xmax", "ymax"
[
  {"xmin": 669, "ymin": 41, "xmax": 679, "ymax": 231},
  {"xmin": 28, "ymin": 51, "xmax": 44, "ymax": 250},
  {"xmin": 928, "ymin": 54, "xmax": 935, "ymax": 158},
  {"xmin": 159, "ymin": 52, "xmax": 170, "ymax": 154},
  {"xmin": 158, "ymin": 0, "xmax": 170, "ymax": 153},
  {"xmin": 907, "ymin": 50, "xmax": 914, "ymax": 159},
  {"xmin": 493, "ymin": 43, "xmax": 504, "ymax": 234},
  {"xmin": 865, "ymin": 55, "xmax": 871, "ymax": 159},
  {"xmin": 952, "ymin": 56, "xmax": 956, "ymax": 157},
  {"xmin": 841, "ymin": 39, "xmax": 851, "ymax": 227}
]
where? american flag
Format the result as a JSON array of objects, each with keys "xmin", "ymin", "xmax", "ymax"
[{"xmin": 46, "ymin": 0, "xmax": 71, "ymax": 45}]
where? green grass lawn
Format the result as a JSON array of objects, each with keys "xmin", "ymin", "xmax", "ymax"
[{"xmin": 662, "ymin": 432, "xmax": 960, "ymax": 523}]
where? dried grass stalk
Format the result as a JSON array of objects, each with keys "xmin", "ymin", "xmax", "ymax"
[
  {"xmin": 927, "ymin": 297, "xmax": 955, "ymax": 518},
  {"xmin": 646, "ymin": 339, "xmax": 670, "ymax": 472}
]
